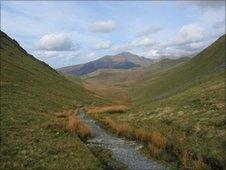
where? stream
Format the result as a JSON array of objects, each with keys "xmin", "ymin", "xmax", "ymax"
[{"xmin": 77, "ymin": 108, "xmax": 165, "ymax": 170}]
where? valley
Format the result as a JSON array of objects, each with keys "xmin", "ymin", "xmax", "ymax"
[
  {"xmin": 63, "ymin": 35, "xmax": 225, "ymax": 169},
  {"xmin": 1, "ymin": 30, "xmax": 225, "ymax": 170}
]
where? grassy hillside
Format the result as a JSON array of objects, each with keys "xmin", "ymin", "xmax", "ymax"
[
  {"xmin": 132, "ymin": 35, "xmax": 225, "ymax": 107},
  {"xmin": 0, "ymin": 31, "xmax": 103, "ymax": 169},
  {"xmin": 128, "ymin": 35, "xmax": 225, "ymax": 167},
  {"xmin": 85, "ymin": 35, "xmax": 225, "ymax": 169}
]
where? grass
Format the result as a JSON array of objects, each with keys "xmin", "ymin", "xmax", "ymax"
[
  {"xmin": 84, "ymin": 35, "xmax": 226, "ymax": 169},
  {"xmin": 67, "ymin": 109, "xmax": 91, "ymax": 140},
  {"xmin": 135, "ymin": 128, "xmax": 150, "ymax": 142},
  {"xmin": 131, "ymin": 35, "xmax": 225, "ymax": 108},
  {"xmin": 148, "ymin": 145, "xmax": 160, "ymax": 158},
  {"xmin": 86, "ymin": 105, "xmax": 129, "ymax": 114},
  {"xmin": 0, "ymin": 31, "xmax": 103, "ymax": 169},
  {"xmin": 150, "ymin": 132, "xmax": 166, "ymax": 150}
]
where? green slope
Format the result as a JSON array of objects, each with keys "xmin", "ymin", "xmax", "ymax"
[
  {"xmin": 126, "ymin": 35, "xmax": 225, "ymax": 167},
  {"xmin": 132, "ymin": 35, "xmax": 225, "ymax": 107},
  {"xmin": 95, "ymin": 35, "xmax": 225, "ymax": 168},
  {"xmin": 0, "ymin": 31, "xmax": 102, "ymax": 169}
]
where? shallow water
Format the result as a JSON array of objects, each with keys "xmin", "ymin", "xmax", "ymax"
[{"xmin": 77, "ymin": 108, "xmax": 165, "ymax": 170}]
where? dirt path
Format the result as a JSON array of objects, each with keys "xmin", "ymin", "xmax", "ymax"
[{"xmin": 77, "ymin": 108, "xmax": 165, "ymax": 170}]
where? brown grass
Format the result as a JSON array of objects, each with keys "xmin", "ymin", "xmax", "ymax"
[
  {"xmin": 179, "ymin": 132, "xmax": 186, "ymax": 144},
  {"xmin": 67, "ymin": 110, "xmax": 91, "ymax": 139},
  {"xmin": 78, "ymin": 123, "xmax": 92, "ymax": 139},
  {"xmin": 103, "ymin": 117, "xmax": 133, "ymax": 138},
  {"xmin": 181, "ymin": 149, "xmax": 189, "ymax": 166},
  {"xmin": 54, "ymin": 110, "xmax": 69, "ymax": 118},
  {"xmin": 104, "ymin": 117, "xmax": 117, "ymax": 129},
  {"xmin": 135, "ymin": 128, "xmax": 150, "ymax": 142},
  {"xmin": 148, "ymin": 144, "xmax": 160, "ymax": 158},
  {"xmin": 116, "ymin": 124, "xmax": 133, "ymax": 138},
  {"xmin": 86, "ymin": 105, "xmax": 129, "ymax": 114},
  {"xmin": 150, "ymin": 131, "xmax": 166, "ymax": 149},
  {"xmin": 193, "ymin": 155, "xmax": 206, "ymax": 170}
]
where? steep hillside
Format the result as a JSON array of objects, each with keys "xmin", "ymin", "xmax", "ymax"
[
  {"xmin": 97, "ymin": 34, "xmax": 225, "ymax": 168},
  {"xmin": 132, "ymin": 35, "xmax": 225, "ymax": 106},
  {"xmin": 147, "ymin": 57, "xmax": 190, "ymax": 73},
  {"xmin": 58, "ymin": 52, "xmax": 153, "ymax": 75},
  {"xmin": 0, "ymin": 31, "xmax": 103, "ymax": 169}
]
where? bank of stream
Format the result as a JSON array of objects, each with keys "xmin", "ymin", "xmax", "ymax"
[{"xmin": 77, "ymin": 108, "xmax": 165, "ymax": 170}]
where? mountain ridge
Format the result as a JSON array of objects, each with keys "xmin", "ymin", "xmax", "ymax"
[{"xmin": 58, "ymin": 52, "xmax": 153, "ymax": 75}]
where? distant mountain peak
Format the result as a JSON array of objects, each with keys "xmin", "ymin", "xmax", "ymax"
[
  {"xmin": 58, "ymin": 52, "xmax": 153, "ymax": 75},
  {"xmin": 117, "ymin": 51, "xmax": 136, "ymax": 56}
]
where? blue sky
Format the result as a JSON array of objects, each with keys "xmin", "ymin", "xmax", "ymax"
[{"xmin": 1, "ymin": 1, "xmax": 225, "ymax": 68}]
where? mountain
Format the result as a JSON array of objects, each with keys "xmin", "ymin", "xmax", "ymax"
[
  {"xmin": 58, "ymin": 52, "xmax": 153, "ymax": 75},
  {"xmin": 0, "ymin": 31, "xmax": 103, "ymax": 169}
]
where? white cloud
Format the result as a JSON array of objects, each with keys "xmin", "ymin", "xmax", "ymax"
[
  {"xmin": 35, "ymin": 33, "xmax": 79, "ymax": 51},
  {"xmin": 146, "ymin": 41, "xmax": 207, "ymax": 59},
  {"xmin": 131, "ymin": 37, "xmax": 156, "ymax": 47},
  {"xmin": 147, "ymin": 49, "xmax": 160, "ymax": 58},
  {"xmin": 166, "ymin": 24, "xmax": 206, "ymax": 46},
  {"xmin": 95, "ymin": 41, "xmax": 112, "ymax": 50},
  {"xmin": 89, "ymin": 20, "xmax": 118, "ymax": 33},
  {"xmin": 113, "ymin": 37, "xmax": 156, "ymax": 54},
  {"xmin": 113, "ymin": 37, "xmax": 157, "ymax": 54},
  {"xmin": 136, "ymin": 26, "xmax": 161, "ymax": 37}
]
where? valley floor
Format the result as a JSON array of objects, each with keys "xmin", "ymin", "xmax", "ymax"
[{"xmin": 78, "ymin": 108, "xmax": 164, "ymax": 170}]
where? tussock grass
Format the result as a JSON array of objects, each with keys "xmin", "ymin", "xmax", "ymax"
[
  {"xmin": 150, "ymin": 131, "xmax": 166, "ymax": 149},
  {"xmin": 148, "ymin": 145, "xmax": 160, "ymax": 158},
  {"xmin": 67, "ymin": 110, "xmax": 91, "ymax": 140},
  {"xmin": 116, "ymin": 124, "xmax": 133, "ymax": 138},
  {"xmin": 104, "ymin": 117, "xmax": 117, "ymax": 129},
  {"xmin": 86, "ymin": 105, "xmax": 129, "ymax": 114},
  {"xmin": 135, "ymin": 128, "xmax": 150, "ymax": 142},
  {"xmin": 87, "ymin": 111, "xmax": 219, "ymax": 169},
  {"xmin": 103, "ymin": 117, "xmax": 133, "ymax": 138},
  {"xmin": 54, "ymin": 110, "xmax": 69, "ymax": 118},
  {"xmin": 53, "ymin": 109, "xmax": 91, "ymax": 140},
  {"xmin": 180, "ymin": 149, "xmax": 189, "ymax": 166},
  {"xmin": 193, "ymin": 155, "xmax": 207, "ymax": 170}
]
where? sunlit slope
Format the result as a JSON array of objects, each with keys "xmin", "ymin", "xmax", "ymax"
[
  {"xmin": 124, "ymin": 34, "xmax": 225, "ymax": 165},
  {"xmin": 132, "ymin": 35, "xmax": 225, "ymax": 107},
  {"xmin": 0, "ymin": 31, "xmax": 102, "ymax": 169}
]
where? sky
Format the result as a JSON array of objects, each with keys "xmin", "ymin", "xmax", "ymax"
[{"xmin": 1, "ymin": 1, "xmax": 225, "ymax": 68}]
